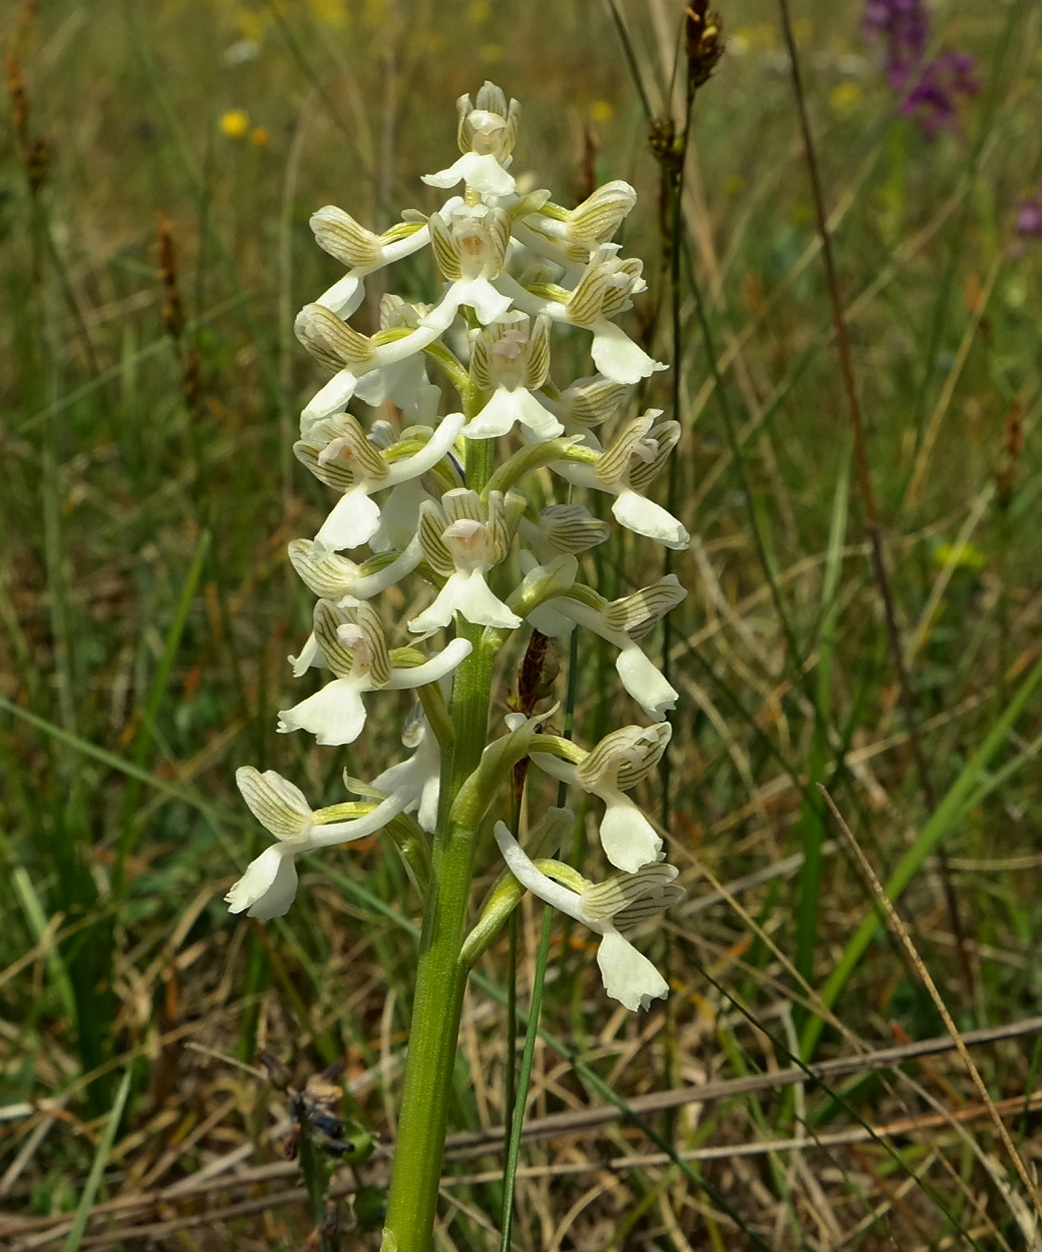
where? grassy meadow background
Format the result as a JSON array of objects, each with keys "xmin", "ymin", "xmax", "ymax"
[{"xmin": 3, "ymin": 0, "xmax": 1042, "ymax": 1247}]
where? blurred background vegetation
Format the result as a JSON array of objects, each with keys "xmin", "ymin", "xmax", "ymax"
[{"xmin": 2, "ymin": 0, "xmax": 1042, "ymax": 1247}]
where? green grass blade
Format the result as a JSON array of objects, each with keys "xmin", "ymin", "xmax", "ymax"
[
  {"xmin": 115, "ymin": 527, "xmax": 211, "ymax": 886},
  {"xmin": 11, "ymin": 866, "xmax": 77, "ymax": 1025},
  {"xmin": 793, "ymin": 447, "xmax": 851, "ymax": 1020},
  {"xmin": 801, "ymin": 654, "xmax": 1042, "ymax": 1060},
  {"xmin": 61, "ymin": 1068, "xmax": 132, "ymax": 1252}
]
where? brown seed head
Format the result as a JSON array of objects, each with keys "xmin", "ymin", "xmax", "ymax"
[{"xmin": 685, "ymin": 3, "xmax": 725, "ymax": 92}]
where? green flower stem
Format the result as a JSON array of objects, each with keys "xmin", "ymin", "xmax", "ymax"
[
  {"xmin": 382, "ymin": 629, "xmax": 497, "ymax": 1252},
  {"xmin": 383, "ymin": 403, "xmax": 498, "ymax": 1252}
]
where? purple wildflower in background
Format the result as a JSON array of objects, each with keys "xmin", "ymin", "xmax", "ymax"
[
  {"xmin": 901, "ymin": 50, "xmax": 979, "ymax": 138},
  {"xmin": 1016, "ymin": 184, "xmax": 1042, "ymax": 239},
  {"xmin": 863, "ymin": 0, "xmax": 928, "ymax": 90},
  {"xmin": 1010, "ymin": 182, "xmax": 1042, "ymax": 256},
  {"xmin": 863, "ymin": 0, "xmax": 978, "ymax": 138}
]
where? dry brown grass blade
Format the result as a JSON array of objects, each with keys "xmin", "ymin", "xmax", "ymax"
[
  {"xmin": 450, "ymin": 1087, "xmax": 1042, "ymax": 1183},
  {"xmin": 8, "ymin": 1082, "xmax": 1042, "ymax": 1248},
  {"xmin": 10, "ymin": 1013, "xmax": 1042, "ymax": 1244}
]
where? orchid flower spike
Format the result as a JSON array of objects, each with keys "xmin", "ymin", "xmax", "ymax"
[
  {"xmin": 227, "ymin": 768, "xmax": 409, "ymax": 919},
  {"xmin": 493, "ymin": 822, "xmax": 684, "ymax": 1011},
  {"xmin": 279, "ymin": 599, "xmax": 472, "ymax": 745},
  {"xmin": 532, "ymin": 723, "xmax": 672, "ymax": 872}
]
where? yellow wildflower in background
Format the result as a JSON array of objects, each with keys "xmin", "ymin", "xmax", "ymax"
[
  {"xmin": 829, "ymin": 82, "xmax": 863, "ymax": 114},
  {"xmin": 933, "ymin": 541, "xmax": 986, "ymax": 573},
  {"xmin": 590, "ymin": 100, "xmax": 615, "ymax": 124},
  {"xmin": 220, "ymin": 109, "xmax": 250, "ymax": 140},
  {"xmin": 308, "ymin": 0, "xmax": 348, "ymax": 30},
  {"xmin": 235, "ymin": 8, "xmax": 269, "ymax": 45},
  {"xmin": 730, "ymin": 24, "xmax": 777, "ymax": 55}
]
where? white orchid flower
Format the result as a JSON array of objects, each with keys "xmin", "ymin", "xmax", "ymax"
[
  {"xmin": 550, "ymin": 373, "xmax": 631, "ymax": 431},
  {"xmin": 495, "ymin": 246, "xmax": 666, "ymax": 385},
  {"xmin": 528, "ymin": 577, "xmax": 687, "ymax": 721},
  {"xmin": 294, "ymin": 412, "xmax": 465, "ymax": 553},
  {"xmin": 288, "ymin": 535, "xmax": 424, "ymax": 605},
  {"xmin": 350, "ymin": 294, "xmax": 443, "ymax": 425},
  {"xmin": 517, "ymin": 503, "xmax": 611, "ymax": 562},
  {"xmin": 410, "ymin": 489, "xmax": 523, "ymax": 633},
  {"xmin": 493, "ymin": 822, "xmax": 683, "ymax": 1012},
  {"xmin": 531, "ymin": 724, "xmax": 671, "ymax": 872},
  {"xmin": 425, "ymin": 199, "xmax": 513, "ymax": 326},
  {"xmin": 460, "ymin": 314, "xmax": 563, "ymax": 441},
  {"xmin": 286, "ymin": 537, "xmax": 424, "ymax": 676},
  {"xmin": 422, "ymin": 81, "xmax": 521, "ymax": 197},
  {"xmin": 227, "ymin": 768, "xmax": 409, "ymax": 919},
  {"xmin": 513, "ymin": 180, "xmax": 638, "ymax": 270},
  {"xmin": 295, "ymin": 302, "xmax": 456, "ymax": 430},
  {"xmin": 309, "ymin": 207, "xmax": 430, "ymax": 320},
  {"xmin": 366, "ymin": 705, "xmax": 442, "ymax": 833},
  {"xmin": 551, "ymin": 411, "xmax": 689, "ymax": 550},
  {"xmin": 279, "ymin": 599, "xmax": 472, "ymax": 745}
]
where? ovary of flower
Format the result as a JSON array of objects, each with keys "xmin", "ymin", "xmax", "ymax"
[
  {"xmin": 513, "ymin": 180, "xmax": 639, "ymax": 270},
  {"xmin": 495, "ymin": 246, "xmax": 666, "ymax": 386},
  {"xmin": 493, "ymin": 822, "xmax": 683, "ymax": 1012},
  {"xmin": 227, "ymin": 767, "xmax": 409, "ymax": 919},
  {"xmin": 295, "ymin": 303, "xmax": 453, "ymax": 429},
  {"xmin": 410, "ymin": 489, "xmax": 522, "ymax": 633},
  {"xmin": 279, "ymin": 599, "xmax": 472, "ymax": 745},
  {"xmin": 422, "ymin": 81, "xmax": 521, "ymax": 197},
  {"xmin": 460, "ymin": 314, "xmax": 563, "ymax": 441},
  {"xmin": 529, "ymin": 577, "xmax": 687, "ymax": 721},
  {"xmin": 309, "ymin": 207, "xmax": 431, "ymax": 320},
  {"xmin": 426, "ymin": 199, "xmax": 513, "ymax": 326},
  {"xmin": 552, "ymin": 412, "xmax": 689, "ymax": 550},
  {"xmin": 294, "ymin": 412, "xmax": 466, "ymax": 553},
  {"xmin": 531, "ymin": 723, "xmax": 671, "ymax": 872}
]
